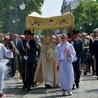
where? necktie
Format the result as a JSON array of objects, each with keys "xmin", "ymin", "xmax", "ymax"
[{"xmin": 74, "ymin": 40, "xmax": 76, "ymax": 45}]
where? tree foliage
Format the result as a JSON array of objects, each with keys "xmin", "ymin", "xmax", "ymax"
[
  {"xmin": 73, "ymin": 0, "xmax": 98, "ymax": 34},
  {"xmin": 96, "ymin": 0, "xmax": 98, "ymax": 2},
  {"xmin": 0, "ymin": 0, "xmax": 44, "ymax": 34}
]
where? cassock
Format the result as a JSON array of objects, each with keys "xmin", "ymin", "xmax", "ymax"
[{"xmin": 55, "ymin": 42, "xmax": 77, "ymax": 90}]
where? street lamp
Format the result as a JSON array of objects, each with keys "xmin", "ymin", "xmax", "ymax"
[
  {"xmin": 19, "ymin": 2, "xmax": 25, "ymax": 10},
  {"xmin": 13, "ymin": 2, "xmax": 25, "ymax": 34}
]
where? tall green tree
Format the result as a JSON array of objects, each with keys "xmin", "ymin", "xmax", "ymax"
[
  {"xmin": 0, "ymin": 0, "xmax": 44, "ymax": 34},
  {"xmin": 73, "ymin": 0, "xmax": 98, "ymax": 34}
]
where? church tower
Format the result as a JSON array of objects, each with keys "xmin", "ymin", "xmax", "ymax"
[
  {"xmin": 61, "ymin": 0, "xmax": 71, "ymax": 14},
  {"xmin": 61, "ymin": 0, "xmax": 80, "ymax": 14}
]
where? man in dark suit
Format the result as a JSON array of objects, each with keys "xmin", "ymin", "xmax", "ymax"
[
  {"xmin": 13, "ymin": 34, "xmax": 21, "ymax": 75},
  {"xmin": 8, "ymin": 33, "xmax": 21, "ymax": 76},
  {"xmin": 31, "ymin": 34, "xmax": 41, "ymax": 87},
  {"xmin": 19, "ymin": 30, "xmax": 40, "ymax": 90},
  {"xmin": 92, "ymin": 28, "xmax": 98, "ymax": 79},
  {"xmin": 72, "ymin": 30, "xmax": 84, "ymax": 89}
]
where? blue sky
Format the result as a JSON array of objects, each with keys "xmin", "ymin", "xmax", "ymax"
[{"xmin": 41, "ymin": 0, "xmax": 72, "ymax": 17}]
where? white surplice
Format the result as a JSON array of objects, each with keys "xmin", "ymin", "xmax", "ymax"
[
  {"xmin": 0, "ymin": 43, "xmax": 13, "ymax": 59},
  {"xmin": 55, "ymin": 42, "xmax": 77, "ymax": 90},
  {"xmin": 0, "ymin": 43, "xmax": 13, "ymax": 93}
]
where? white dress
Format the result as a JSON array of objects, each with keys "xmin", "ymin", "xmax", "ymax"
[{"xmin": 55, "ymin": 42, "xmax": 77, "ymax": 90}]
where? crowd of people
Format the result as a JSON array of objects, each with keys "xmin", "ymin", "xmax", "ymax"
[{"xmin": 0, "ymin": 28, "xmax": 98, "ymax": 97}]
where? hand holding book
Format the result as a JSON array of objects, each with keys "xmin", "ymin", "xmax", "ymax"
[{"xmin": 64, "ymin": 49, "xmax": 71, "ymax": 59}]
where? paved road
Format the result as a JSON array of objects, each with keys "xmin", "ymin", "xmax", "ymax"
[{"xmin": 2, "ymin": 73, "xmax": 98, "ymax": 98}]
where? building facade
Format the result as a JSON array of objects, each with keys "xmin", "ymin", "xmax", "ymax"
[{"xmin": 61, "ymin": 0, "xmax": 80, "ymax": 14}]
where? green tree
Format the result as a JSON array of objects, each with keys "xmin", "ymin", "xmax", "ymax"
[
  {"xmin": 73, "ymin": 0, "xmax": 98, "ymax": 34},
  {"xmin": 0, "ymin": 0, "xmax": 44, "ymax": 34},
  {"xmin": 96, "ymin": 0, "xmax": 98, "ymax": 2}
]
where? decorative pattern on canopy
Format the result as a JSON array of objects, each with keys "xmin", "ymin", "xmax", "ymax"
[{"xmin": 26, "ymin": 12, "xmax": 74, "ymax": 30}]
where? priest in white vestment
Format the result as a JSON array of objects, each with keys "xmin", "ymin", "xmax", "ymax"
[
  {"xmin": 0, "ymin": 43, "xmax": 13, "ymax": 97},
  {"xmin": 55, "ymin": 33, "xmax": 77, "ymax": 96}
]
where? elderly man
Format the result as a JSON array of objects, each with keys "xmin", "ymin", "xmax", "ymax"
[{"xmin": 8, "ymin": 33, "xmax": 21, "ymax": 77}]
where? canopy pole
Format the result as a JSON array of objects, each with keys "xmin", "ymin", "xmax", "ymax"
[
  {"xmin": 33, "ymin": 30, "xmax": 34, "ymax": 35},
  {"xmin": 68, "ymin": 27, "xmax": 73, "ymax": 38}
]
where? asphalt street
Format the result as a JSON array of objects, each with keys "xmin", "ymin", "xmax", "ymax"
[{"xmin": 2, "ymin": 72, "xmax": 98, "ymax": 98}]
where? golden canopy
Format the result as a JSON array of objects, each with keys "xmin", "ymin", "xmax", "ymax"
[{"xmin": 26, "ymin": 12, "xmax": 74, "ymax": 30}]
